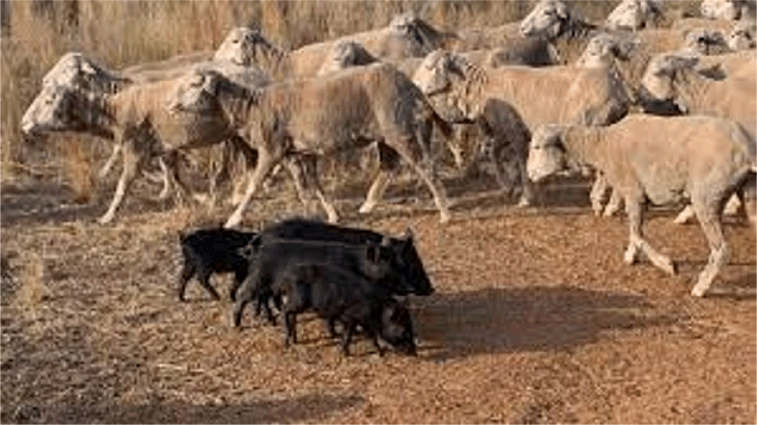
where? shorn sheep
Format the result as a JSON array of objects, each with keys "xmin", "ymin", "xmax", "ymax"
[
  {"xmin": 21, "ymin": 69, "xmax": 263, "ymax": 223},
  {"xmin": 412, "ymin": 49, "xmax": 631, "ymax": 209},
  {"xmin": 527, "ymin": 114, "xmax": 756, "ymax": 297},
  {"xmin": 640, "ymin": 50, "xmax": 756, "ymax": 224},
  {"xmin": 166, "ymin": 63, "xmax": 454, "ymax": 227},
  {"xmin": 23, "ymin": 28, "xmax": 271, "ymax": 206}
]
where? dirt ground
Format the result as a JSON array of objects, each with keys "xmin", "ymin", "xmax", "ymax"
[{"xmin": 1, "ymin": 173, "xmax": 755, "ymax": 424}]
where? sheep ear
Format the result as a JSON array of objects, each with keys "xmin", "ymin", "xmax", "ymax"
[
  {"xmin": 554, "ymin": 2, "xmax": 569, "ymax": 20},
  {"xmin": 79, "ymin": 59, "xmax": 98, "ymax": 77}
]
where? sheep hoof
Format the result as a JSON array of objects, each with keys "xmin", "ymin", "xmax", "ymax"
[
  {"xmin": 690, "ymin": 284, "xmax": 708, "ymax": 297},
  {"xmin": 439, "ymin": 212, "xmax": 451, "ymax": 224},
  {"xmin": 662, "ymin": 260, "xmax": 677, "ymax": 276},
  {"xmin": 623, "ymin": 248, "xmax": 638, "ymax": 265},
  {"xmin": 358, "ymin": 202, "xmax": 375, "ymax": 214},
  {"xmin": 517, "ymin": 197, "xmax": 531, "ymax": 208}
]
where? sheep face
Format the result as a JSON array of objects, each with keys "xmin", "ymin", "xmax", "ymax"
[
  {"xmin": 605, "ymin": 0, "xmax": 661, "ymax": 31},
  {"xmin": 728, "ymin": 21, "xmax": 757, "ymax": 50},
  {"xmin": 22, "ymin": 84, "xmax": 87, "ymax": 138},
  {"xmin": 317, "ymin": 40, "xmax": 377, "ymax": 76},
  {"xmin": 519, "ymin": 0, "xmax": 571, "ymax": 39},
  {"xmin": 701, "ymin": 0, "xmax": 743, "ymax": 20},
  {"xmin": 411, "ymin": 50, "xmax": 469, "ymax": 123},
  {"xmin": 640, "ymin": 53, "xmax": 699, "ymax": 107},
  {"xmin": 576, "ymin": 33, "xmax": 639, "ymax": 68},
  {"xmin": 526, "ymin": 124, "xmax": 568, "ymax": 183},
  {"xmin": 166, "ymin": 70, "xmax": 220, "ymax": 114},
  {"xmin": 42, "ymin": 52, "xmax": 125, "ymax": 95},
  {"xmin": 213, "ymin": 27, "xmax": 284, "ymax": 68},
  {"xmin": 683, "ymin": 29, "xmax": 729, "ymax": 55}
]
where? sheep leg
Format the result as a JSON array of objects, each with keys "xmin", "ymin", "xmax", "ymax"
[
  {"xmin": 624, "ymin": 197, "xmax": 676, "ymax": 275},
  {"xmin": 284, "ymin": 155, "xmax": 339, "ymax": 223},
  {"xmin": 590, "ymin": 174, "xmax": 610, "ymax": 216},
  {"xmin": 603, "ymin": 189, "xmax": 623, "ymax": 217},
  {"xmin": 723, "ymin": 194, "xmax": 742, "ymax": 216},
  {"xmin": 99, "ymin": 142, "xmax": 122, "ymax": 179},
  {"xmin": 390, "ymin": 138, "xmax": 451, "ymax": 223},
  {"xmin": 515, "ymin": 156, "xmax": 535, "ymax": 207},
  {"xmin": 492, "ymin": 154, "xmax": 516, "ymax": 200},
  {"xmin": 162, "ymin": 151, "xmax": 193, "ymax": 206},
  {"xmin": 224, "ymin": 149, "xmax": 280, "ymax": 228},
  {"xmin": 673, "ymin": 204, "xmax": 696, "ymax": 225},
  {"xmin": 156, "ymin": 157, "xmax": 172, "ymax": 200},
  {"xmin": 98, "ymin": 141, "xmax": 142, "ymax": 224},
  {"xmin": 690, "ymin": 202, "xmax": 728, "ymax": 297},
  {"xmin": 359, "ymin": 143, "xmax": 399, "ymax": 214},
  {"xmin": 360, "ymin": 170, "xmax": 394, "ymax": 214}
]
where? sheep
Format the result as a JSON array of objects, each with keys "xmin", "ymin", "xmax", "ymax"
[
  {"xmin": 270, "ymin": 13, "xmax": 454, "ymax": 80},
  {"xmin": 26, "ymin": 29, "xmax": 273, "ymax": 207},
  {"xmin": 120, "ymin": 27, "xmax": 279, "ymax": 84},
  {"xmin": 518, "ymin": 0, "xmax": 601, "ymax": 64},
  {"xmin": 315, "ymin": 39, "xmax": 379, "ymax": 76},
  {"xmin": 682, "ymin": 28, "xmax": 731, "ymax": 55},
  {"xmin": 412, "ymin": 49, "xmax": 632, "ymax": 209},
  {"xmin": 728, "ymin": 19, "xmax": 757, "ymax": 50},
  {"xmin": 166, "ymin": 63, "xmax": 454, "ymax": 227},
  {"xmin": 671, "ymin": 16, "xmax": 742, "ymax": 34},
  {"xmin": 640, "ymin": 51, "xmax": 756, "ymax": 136},
  {"xmin": 576, "ymin": 28, "xmax": 750, "ymax": 108},
  {"xmin": 605, "ymin": 0, "xmax": 662, "ymax": 31},
  {"xmin": 21, "ymin": 70, "xmax": 254, "ymax": 224},
  {"xmin": 700, "ymin": 0, "xmax": 756, "ymax": 21},
  {"xmin": 447, "ymin": 25, "xmax": 563, "ymax": 67},
  {"xmin": 639, "ymin": 51, "xmax": 756, "ymax": 224},
  {"xmin": 526, "ymin": 114, "xmax": 756, "ymax": 297}
]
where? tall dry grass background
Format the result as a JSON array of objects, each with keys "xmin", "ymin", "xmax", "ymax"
[{"xmin": 1, "ymin": 0, "xmax": 699, "ymax": 198}]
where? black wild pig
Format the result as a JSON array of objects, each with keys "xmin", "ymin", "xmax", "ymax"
[
  {"xmin": 230, "ymin": 218, "xmax": 434, "ymax": 299},
  {"xmin": 275, "ymin": 263, "xmax": 417, "ymax": 356},
  {"xmin": 178, "ymin": 227, "xmax": 258, "ymax": 301}
]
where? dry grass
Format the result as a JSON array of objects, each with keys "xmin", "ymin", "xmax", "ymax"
[{"xmin": 1, "ymin": 0, "xmax": 700, "ymax": 194}]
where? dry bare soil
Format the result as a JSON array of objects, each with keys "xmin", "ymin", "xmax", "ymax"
[{"xmin": 1, "ymin": 176, "xmax": 755, "ymax": 424}]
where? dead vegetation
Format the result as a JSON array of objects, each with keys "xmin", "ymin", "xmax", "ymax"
[{"xmin": 1, "ymin": 179, "xmax": 755, "ymax": 423}]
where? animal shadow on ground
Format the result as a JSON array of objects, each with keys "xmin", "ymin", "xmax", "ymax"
[
  {"xmin": 411, "ymin": 285, "xmax": 681, "ymax": 362},
  {"xmin": 0, "ymin": 181, "xmax": 176, "ymax": 227},
  {"xmin": 700, "ymin": 272, "xmax": 757, "ymax": 300},
  {"xmin": 8, "ymin": 393, "xmax": 365, "ymax": 424}
]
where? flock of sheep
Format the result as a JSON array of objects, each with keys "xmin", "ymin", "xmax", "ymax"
[{"xmin": 20, "ymin": 0, "xmax": 757, "ymax": 298}]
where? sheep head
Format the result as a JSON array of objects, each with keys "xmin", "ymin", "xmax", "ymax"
[
  {"xmin": 387, "ymin": 12, "xmax": 449, "ymax": 58},
  {"xmin": 412, "ymin": 49, "xmax": 481, "ymax": 122},
  {"xmin": 316, "ymin": 40, "xmax": 378, "ymax": 76},
  {"xmin": 576, "ymin": 32, "xmax": 640, "ymax": 68},
  {"xmin": 682, "ymin": 29, "xmax": 729, "ymax": 55},
  {"xmin": 728, "ymin": 20, "xmax": 757, "ymax": 50},
  {"xmin": 605, "ymin": 0, "xmax": 662, "ymax": 31},
  {"xmin": 22, "ymin": 84, "xmax": 107, "ymax": 139},
  {"xmin": 213, "ymin": 27, "xmax": 285, "ymax": 71},
  {"xmin": 520, "ymin": 0, "xmax": 573, "ymax": 40},
  {"xmin": 526, "ymin": 124, "xmax": 569, "ymax": 183},
  {"xmin": 701, "ymin": 0, "xmax": 745, "ymax": 20},
  {"xmin": 640, "ymin": 52, "xmax": 700, "ymax": 112},
  {"xmin": 166, "ymin": 68, "xmax": 222, "ymax": 114},
  {"xmin": 42, "ymin": 52, "xmax": 129, "ymax": 95}
]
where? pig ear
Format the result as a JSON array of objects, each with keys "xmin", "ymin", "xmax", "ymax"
[{"xmin": 365, "ymin": 244, "xmax": 379, "ymax": 263}]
